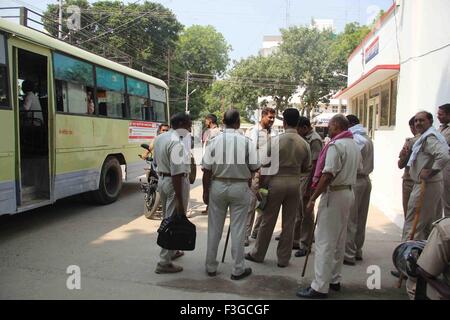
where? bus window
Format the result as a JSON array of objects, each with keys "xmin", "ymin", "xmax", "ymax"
[
  {"xmin": 127, "ymin": 77, "xmax": 149, "ymax": 120},
  {"xmin": 96, "ymin": 66, "xmax": 125, "ymax": 118},
  {"xmin": 149, "ymin": 84, "xmax": 167, "ymax": 122},
  {"xmin": 0, "ymin": 34, "xmax": 8, "ymax": 107},
  {"xmin": 53, "ymin": 53, "xmax": 95, "ymax": 114}
]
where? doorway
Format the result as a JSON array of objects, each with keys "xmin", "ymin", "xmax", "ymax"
[
  {"xmin": 367, "ymin": 97, "xmax": 379, "ymax": 139},
  {"xmin": 16, "ymin": 48, "xmax": 50, "ymax": 205}
]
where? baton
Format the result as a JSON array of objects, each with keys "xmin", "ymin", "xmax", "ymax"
[
  {"xmin": 301, "ymin": 203, "xmax": 319, "ymax": 277},
  {"xmin": 397, "ymin": 180, "xmax": 426, "ymax": 288},
  {"xmin": 221, "ymin": 224, "xmax": 231, "ymax": 263}
]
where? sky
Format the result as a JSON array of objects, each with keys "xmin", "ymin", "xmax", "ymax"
[{"xmin": 1, "ymin": 0, "xmax": 394, "ymax": 61}]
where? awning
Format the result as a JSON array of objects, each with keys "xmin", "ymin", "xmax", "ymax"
[{"xmin": 334, "ymin": 64, "xmax": 400, "ymax": 99}]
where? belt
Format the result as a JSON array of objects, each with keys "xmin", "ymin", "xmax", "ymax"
[
  {"xmin": 213, "ymin": 177, "xmax": 249, "ymax": 181},
  {"xmin": 329, "ymin": 185, "xmax": 352, "ymax": 192},
  {"xmin": 158, "ymin": 172, "xmax": 188, "ymax": 177}
]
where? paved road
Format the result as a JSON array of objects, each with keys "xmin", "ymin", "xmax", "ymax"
[{"xmin": 0, "ymin": 166, "xmax": 408, "ymax": 300}]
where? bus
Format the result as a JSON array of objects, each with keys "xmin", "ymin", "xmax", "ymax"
[{"xmin": 0, "ymin": 17, "xmax": 169, "ymax": 215}]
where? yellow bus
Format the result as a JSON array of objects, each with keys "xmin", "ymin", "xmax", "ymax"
[{"xmin": 0, "ymin": 18, "xmax": 169, "ymax": 215}]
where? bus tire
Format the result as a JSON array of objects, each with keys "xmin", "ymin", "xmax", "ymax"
[{"xmin": 92, "ymin": 156, "xmax": 123, "ymax": 205}]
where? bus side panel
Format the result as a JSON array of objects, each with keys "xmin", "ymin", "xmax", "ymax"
[
  {"xmin": 54, "ymin": 114, "xmax": 100, "ymax": 200},
  {"xmin": 0, "ymin": 109, "xmax": 16, "ymax": 214},
  {"xmin": 54, "ymin": 115, "xmax": 146, "ymax": 200}
]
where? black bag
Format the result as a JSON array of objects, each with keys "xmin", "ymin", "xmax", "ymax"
[{"xmin": 157, "ymin": 213, "xmax": 196, "ymax": 251}]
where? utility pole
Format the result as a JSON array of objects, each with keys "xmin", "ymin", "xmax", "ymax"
[
  {"xmin": 167, "ymin": 48, "xmax": 171, "ymax": 90},
  {"xmin": 185, "ymin": 70, "xmax": 190, "ymax": 114},
  {"xmin": 58, "ymin": 0, "xmax": 63, "ymax": 39}
]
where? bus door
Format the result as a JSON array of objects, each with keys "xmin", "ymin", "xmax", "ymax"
[{"xmin": 14, "ymin": 46, "xmax": 51, "ymax": 207}]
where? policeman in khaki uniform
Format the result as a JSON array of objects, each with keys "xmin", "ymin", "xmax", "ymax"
[
  {"xmin": 403, "ymin": 111, "xmax": 449, "ymax": 241},
  {"xmin": 398, "ymin": 116, "xmax": 419, "ymax": 217},
  {"xmin": 297, "ymin": 114, "xmax": 360, "ymax": 299},
  {"xmin": 202, "ymin": 109, "xmax": 260, "ymax": 280},
  {"xmin": 344, "ymin": 115, "xmax": 374, "ymax": 265},
  {"xmin": 244, "ymin": 107, "xmax": 276, "ymax": 245},
  {"xmin": 293, "ymin": 116, "xmax": 323, "ymax": 257},
  {"xmin": 246, "ymin": 108, "xmax": 311, "ymax": 268},
  {"xmin": 406, "ymin": 217, "xmax": 450, "ymax": 300},
  {"xmin": 153, "ymin": 113, "xmax": 192, "ymax": 274},
  {"xmin": 437, "ymin": 104, "xmax": 450, "ymax": 218}
]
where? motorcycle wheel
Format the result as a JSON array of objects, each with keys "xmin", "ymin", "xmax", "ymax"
[{"xmin": 144, "ymin": 190, "xmax": 161, "ymax": 219}]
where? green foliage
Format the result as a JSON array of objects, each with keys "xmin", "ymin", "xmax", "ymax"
[{"xmin": 169, "ymin": 25, "xmax": 231, "ymax": 119}]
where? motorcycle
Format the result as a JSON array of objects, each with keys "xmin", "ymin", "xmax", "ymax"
[{"xmin": 139, "ymin": 144, "xmax": 162, "ymax": 219}]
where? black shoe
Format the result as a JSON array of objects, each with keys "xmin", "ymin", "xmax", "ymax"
[
  {"xmin": 329, "ymin": 283, "xmax": 341, "ymax": 291},
  {"xmin": 356, "ymin": 256, "xmax": 363, "ymax": 261},
  {"xmin": 244, "ymin": 239, "xmax": 250, "ymax": 247},
  {"xmin": 244, "ymin": 253, "xmax": 261, "ymax": 263},
  {"xmin": 275, "ymin": 235, "xmax": 280, "ymax": 241},
  {"xmin": 296, "ymin": 287, "xmax": 328, "ymax": 299},
  {"xmin": 207, "ymin": 271, "xmax": 216, "ymax": 277},
  {"xmin": 391, "ymin": 270, "xmax": 405, "ymax": 278},
  {"xmin": 277, "ymin": 263, "xmax": 287, "ymax": 268},
  {"xmin": 343, "ymin": 260, "xmax": 355, "ymax": 266},
  {"xmin": 295, "ymin": 248, "xmax": 308, "ymax": 257},
  {"xmin": 231, "ymin": 268, "xmax": 252, "ymax": 280},
  {"xmin": 251, "ymin": 233, "xmax": 258, "ymax": 239}
]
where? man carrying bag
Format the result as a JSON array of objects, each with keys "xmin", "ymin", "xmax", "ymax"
[{"xmin": 153, "ymin": 112, "xmax": 193, "ymax": 274}]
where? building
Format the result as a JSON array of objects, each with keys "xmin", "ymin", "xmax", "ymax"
[
  {"xmin": 259, "ymin": 35, "xmax": 282, "ymax": 57},
  {"xmin": 334, "ymin": 0, "xmax": 450, "ymax": 227},
  {"xmin": 310, "ymin": 18, "xmax": 335, "ymax": 32}
]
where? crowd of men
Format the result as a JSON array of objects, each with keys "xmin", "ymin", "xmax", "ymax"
[{"xmin": 150, "ymin": 103, "xmax": 450, "ymax": 299}]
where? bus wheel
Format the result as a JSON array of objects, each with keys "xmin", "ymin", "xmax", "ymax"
[{"xmin": 92, "ymin": 156, "xmax": 123, "ymax": 204}]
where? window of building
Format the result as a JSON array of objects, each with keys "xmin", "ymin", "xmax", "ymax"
[
  {"xmin": 332, "ymin": 106, "xmax": 338, "ymax": 113},
  {"xmin": 390, "ymin": 78, "xmax": 397, "ymax": 126},
  {"xmin": 53, "ymin": 53, "xmax": 95, "ymax": 114},
  {"xmin": 380, "ymin": 82, "xmax": 390, "ymax": 126},
  {"xmin": 358, "ymin": 95, "xmax": 365, "ymax": 126},
  {"xmin": 127, "ymin": 77, "xmax": 149, "ymax": 120},
  {"xmin": 341, "ymin": 106, "xmax": 347, "ymax": 114},
  {"xmin": 96, "ymin": 66, "xmax": 125, "ymax": 118},
  {"xmin": 352, "ymin": 98, "xmax": 358, "ymax": 118},
  {"xmin": 149, "ymin": 84, "xmax": 167, "ymax": 122},
  {"xmin": 0, "ymin": 34, "xmax": 9, "ymax": 108}
]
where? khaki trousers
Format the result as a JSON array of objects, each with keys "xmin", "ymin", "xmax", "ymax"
[
  {"xmin": 293, "ymin": 176, "xmax": 312, "ymax": 249},
  {"xmin": 402, "ymin": 180, "xmax": 443, "ymax": 241},
  {"xmin": 345, "ymin": 176, "xmax": 372, "ymax": 262},
  {"xmin": 158, "ymin": 176, "xmax": 190, "ymax": 266},
  {"xmin": 311, "ymin": 189, "xmax": 353, "ymax": 294},
  {"xmin": 442, "ymin": 165, "xmax": 450, "ymax": 218},
  {"xmin": 402, "ymin": 179, "xmax": 415, "ymax": 217},
  {"xmin": 250, "ymin": 176, "xmax": 301, "ymax": 266},
  {"xmin": 206, "ymin": 180, "xmax": 251, "ymax": 276},
  {"xmin": 245, "ymin": 194, "xmax": 263, "ymax": 238}
]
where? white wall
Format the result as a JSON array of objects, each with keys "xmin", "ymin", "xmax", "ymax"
[
  {"xmin": 369, "ymin": 0, "xmax": 450, "ymax": 228},
  {"xmin": 347, "ymin": 6, "xmax": 400, "ymax": 85}
]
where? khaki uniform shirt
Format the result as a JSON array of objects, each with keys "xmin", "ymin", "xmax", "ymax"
[
  {"xmin": 323, "ymin": 138, "xmax": 361, "ymax": 187},
  {"xmin": 202, "ymin": 129, "xmax": 260, "ymax": 179},
  {"xmin": 408, "ymin": 135, "xmax": 450, "ymax": 183},
  {"xmin": 305, "ymin": 130, "xmax": 323, "ymax": 162},
  {"xmin": 269, "ymin": 128, "xmax": 311, "ymax": 176},
  {"xmin": 417, "ymin": 217, "xmax": 450, "ymax": 293},
  {"xmin": 400, "ymin": 136, "xmax": 419, "ymax": 181},
  {"xmin": 439, "ymin": 123, "xmax": 450, "ymax": 147},
  {"xmin": 153, "ymin": 129, "xmax": 191, "ymax": 176},
  {"xmin": 357, "ymin": 133, "xmax": 374, "ymax": 176}
]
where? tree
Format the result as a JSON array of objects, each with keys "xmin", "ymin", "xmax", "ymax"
[
  {"xmin": 280, "ymin": 26, "xmax": 340, "ymax": 118},
  {"xmin": 43, "ymin": 1, "xmax": 183, "ymax": 75},
  {"xmin": 170, "ymin": 25, "xmax": 231, "ymax": 118}
]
